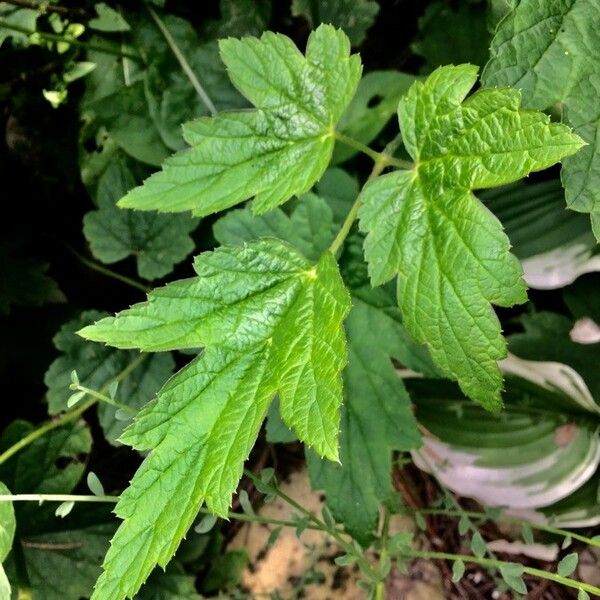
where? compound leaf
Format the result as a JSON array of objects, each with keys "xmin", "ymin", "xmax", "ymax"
[
  {"xmin": 358, "ymin": 64, "xmax": 583, "ymax": 409},
  {"xmin": 119, "ymin": 25, "xmax": 361, "ymax": 216},
  {"xmin": 78, "ymin": 239, "xmax": 350, "ymax": 599},
  {"xmin": 483, "ymin": 0, "xmax": 600, "ymax": 238},
  {"xmin": 83, "ymin": 159, "xmax": 198, "ymax": 280}
]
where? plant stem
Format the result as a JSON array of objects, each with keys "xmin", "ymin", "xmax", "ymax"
[
  {"xmin": 374, "ymin": 507, "xmax": 391, "ymax": 600},
  {"xmin": 0, "ymin": 398, "xmax": 96, "ymax": 466},
  {"xmin": 0, "ymin": 19, "xmax": 142, "ymax": 61},
  {"xmin": 411, "ymin": 507, "xmax": 600, "ymax": 549},
  {"xmin": 0, "ymin": 494, "xmax": 118, "ymax": 503},
  {"xmin": 411, "ymin": 550, "xmax": 600, "ymax": 597},
  {"xmin": 0, "ymin": 354, "xmax": 147, "ymax": 466},
  {"xmin": 70, "ymin": 247, "xmax": 150, "ymax": 292},
  {"xmin": 329, "ymin": 134, "xmax": 404, "ymax": 255},
  {"xmin": 73, "ymin": 385, "xmax": 137, "ymax": 416},
  {"xmin": 334, "ymin": 131, "xmax": 413, "ymax": 170},
  {"xmin": 147, "ymin": 6, "xmax": 217, "ymax": 116},
  {"xmin": 1, "ymin": 0, "xmax": 87, "ymax": 17}
]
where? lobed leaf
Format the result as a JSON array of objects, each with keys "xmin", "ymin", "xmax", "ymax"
[
  {"xmin": 358, "ymin": 64, "xmax": 583, "ymax": 409},
  {"xmin": 118, "ymin": 25, "xmax": 361, "ymax": 216},
  {"xmin": 79, "ymin": 239, "xmax": 350, "ymax": 599}
]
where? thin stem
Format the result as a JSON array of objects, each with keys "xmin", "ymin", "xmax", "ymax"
[
  {"xmin": 0, "ymin": 354, "xmax": 147, "ymax": 466},
  {"xmin": 411, "ymin": 550, "xmax": 600, "ymax": 597},
  {"xmin": 69, "ymin": 247, "xmax": 150, "ymax": 292},
  {"xmin": 329, "ymin": 134, "xmax": 404, "ymax": 255},
  {"xmin": 374, "ymin": 507, "xmax": 391, "ymax": 600},
  {"xmin": 147, "ymin": 7, "xmax": 217, "ymax": 116},
  {"xmin": 334, "ymin": 131, "xmax": 413, "ymax": 170},
  {"xmin": 1, "ymin": 0, "xmax": 87, "ymax": 17},
  {"xmin": 244, "ymin": 469, "xmax": 381, "ymax": 583},
  {"xmin": 0, "ymin": 19, "xmax": 142, "ymax": 62},
  {"xmin": 0, "ymin": 494, "xmax": 118, "ymax": 503},
  {"xmin": 73, "ymin": 385, "xmax": 137, "ymax": 416},
  {"xmin": 0, "ymin": 398, "xmax": 96, "ymax": 466},
  {"xmin": 412, "ymin": 507, "xmax": 600, "ymax": 549}
]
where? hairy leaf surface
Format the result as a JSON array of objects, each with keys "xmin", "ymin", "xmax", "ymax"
[
  {"xmin": 79, "ymin": 239, "xmax": 350, "ymax": 599},
  {"xmin": 358, "ymin": 64, "xmax": 583, "ymax": 409},
  {"xmin": 119, "ymin": 25, "xmax": 361, "ymax": 215},
  {"xmin": 483, "ymin": 0, "xmax": 600, "ymax": 237}
]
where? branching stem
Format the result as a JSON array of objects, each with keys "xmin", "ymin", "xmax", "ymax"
[{"xmin": 0, "ymin": 19, "xmax": 142, "ymax": 61}]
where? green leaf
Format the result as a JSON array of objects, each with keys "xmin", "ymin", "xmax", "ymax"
[
  {"xmin": 291, "ymin": 0, "xmax": 379, "ymax": 46},
  {"xmin": 451, "ymin": 559, "xmax": 465, "ymax": 583},
  {"xmin": 579, "ymin": 589, "xmax": 591, "ymax": 600},
  {"xmin": 203, "ymin": 0, "xmax": 271, "ymax": 38},
  {"xmin": 308, "ymin": 291, "xmax": 422, "ymax": 543},
  {"xmin": 333, "ymin": 70, "xmax": 417, "ymax": 165},
  {"xmin": 314, "ymin": 167, "xmax": 359, "ymax": 223},
  {"xmin": 213, "ymin": 192, "xmax": 336, "ymax": 262},
  {"xmin": 119, "ymin": 25, "xmax": 361, "ymax": 216},
  {"xmin": 83, "ymin": 158, "xmax": 197, "ymax": 280},
  {"xmin": 87, "ymin": 472, "xmax": 105, "ymax": 497},
  {"xmin": 358, "ymin": 64, "xmax": 583, "ymax": 409},
  {"xmin": 89, "ymin": 3, "xmax": 130, "ymax": 32},
  {"xmin": 557, "ymin": 552, "xmax": 579, "ymax": 577},
  {"xmin": 78, "ymin": 239, "xmax": 350, "ymax": 599},
  {"xmin": 412, "ymin": 1, "xmax": 490, "ymax": 69},
  {"xmin": 470, "ymin": 532, "xmax": 486, "ymax": 558},
  {"xmin": 200, "ymin": 550, "xmax": 247, "ymax": 594},
  {"xmin": 0, "ymin": 482, "xmax": 15, "ymax": 562},
  {"xmin": 44, "ymin": 310, "xmax": 175, "ymax": 444},
  {"xmin": 499, "ymin": 563, "xmax": 527, "ymax": 594},
  {"xmin": 138, "ymin": 563, "xmax": 201, "ymax": 599},
  {"xmin": 0, "ymin": 5, "xmax": 37, "ymax": 47},
  {"xmin": 483, "ymin": 0, "xmax": 600, "ymax": 238}
]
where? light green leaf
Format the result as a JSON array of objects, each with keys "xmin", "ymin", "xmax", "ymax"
[
  {"xmin": 89, "ymin": 2, "xmax": 130, "ymax": 32},
  {"xmin": 452, "ymin": 559, "xmax": 465, "ymax": 583},
  {"xmin": 333, "ymin": 70, "xmax": 417, "ymax": 164},
  {"xmin": 499, "ymin": 563, "xmax": 527, "ymax": 594},
  {"xmin": 557, "ymin": 552, "xmax": 579, "ymax": 577},
  {"xmin": 213, "ymin": 192, "xmax": 336, "ymax": 262},
  {"xmin": 482, "ymin": 0, "xmax": 600, "ymax": 238},
  {"xmin": 358, "ymin": 64, "xmax": 583, "ymax": 409},
  {"xmin": 44, "ymin": 311, "xmax": 175, "ymax": 444},
  {"xmin": 119, "ymin": 25, "xmax": 361, "ymax": 216},
  {"xmin": 0, "ymin": 482, "xmax": 15, "ymax": 562},
  {"xmin": 291, "ymin": 0, "xmax": 379, "ymax": 46},
  {"xmin": 78, "ymin": 239, "xmax": 350, "ymax": 599},
  {"xmin": 83, "ymin": 158, "xmax": 197, "ymax": 280},
  {"xmin": 0, "ymin": 5, "xmax": 37, "ymax": 47},
  {"xmin": 308, "ymin": 290, "xmax": 422, "ymax": 543}
]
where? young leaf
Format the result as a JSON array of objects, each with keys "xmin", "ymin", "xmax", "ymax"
[
  {"xmin": 499, "ymin": 563, "xmax": 527, "ymax": 594},
  {"xmin": 358, "ymin": 64, "xmax": 583, "ymax": 409},
  {"xmin": 291, "ymin": 0, "xmax": 379, "ymax": 46},
  {"xmin": 119, "ymin": 25, "xmax": 361, "ymax": 216},
  {"xmin": 557, "ymin": 552, "xmax": 579, "ymax": 577},
  {"xmin": 83, "ymin": 159, "xmax": 198, "ymax": 280},
  {"xmin": 87, "ymin": 472, "xmax": 105, "ymax": 497},
  {"xmin": 483, "ymin": 0, "xmax": 600, "ymax": 239},
  {"xmin": 78, "ymin": 239, "xmax": 350, "ymax": 599},
  {"xmin": 0, "ymin": 482, "xmax": 15, "ymax": 564},
  {"xmin": 470, "ymin": 532, "xmax": 486, "ymax": 558},
  {"xmin": 451, "ymin": 559, "xmax": 465, "ymax": 583}
]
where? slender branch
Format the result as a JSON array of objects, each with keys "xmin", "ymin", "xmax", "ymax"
[
  {"xmin": 0, "ymin": 354, "xmax": 147, "ymax": 466},
  {"xmin": 68, "ymin": 246, "xmax": 150, "ymax": 293},
  {"xmin": 374, "ymin": 507, "xmax": 391, "ymax": 600},
  {"xmin": 0, "ymin": 398, "xmax": 96, "ymax": 466},
  {"xmin": 334, "ymin": 131, "xmax": 413, "ymax": 170},
  {"xmin": 1, "ymin": 0, "xmax": 87, "ymax": 17},
  {"xmin": 329, "ymin": 133, "xmax": 404, "ymax": 255},
  {"xmin": 0, "ymin": 19, "xmax": 142, "ymax": 62},
  {"xmin": 411, "ymin": 550, "xmax": 600, "ymax": 597},
  {"xmin": 72, "ymin": 384, "xmax": 137, "ymax": 416},
  {"xmin": 0, "ymin": 494, "xmax": 117, "ymax": 503},
  {"xmin": 147, "ymin": 6, "xmax": 217, "ymax": 116},
  {"xmin": 412, "ymin": 507, "xmax": 600, "ymax": 550}
]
